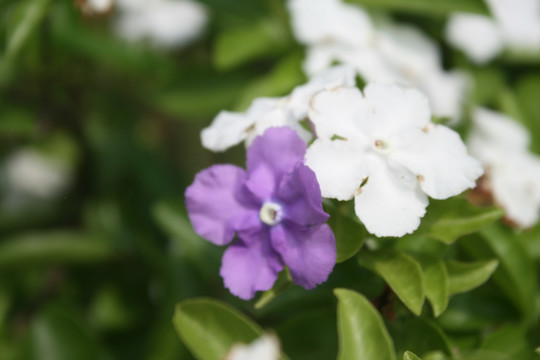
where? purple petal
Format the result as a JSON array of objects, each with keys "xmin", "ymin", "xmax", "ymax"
[
  {"xmin": 185, "ymin": 165, "xmax": 258, "ymax": 246},
  {"xmin": 277, "ymin": 162, "xmax": 329, "ymax": 226},
  {"xmin": 246, "ymin": 127, "xmax": 307, "ymax": 184},
  {"xmin": 243, "ymin": 165, "xmax": 276, "ymax": 203},
  {"xmin": 270, "ymin": 224, "xmax": 336, "ymax": 289},
  {"xmin": 220, "ymin": 229, "xmax": 284, "ymax": 300}
]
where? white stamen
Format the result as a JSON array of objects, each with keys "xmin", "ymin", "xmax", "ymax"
[{"xmin": 259, "ymin": 202, "xmax": 282, "ymax": 226}]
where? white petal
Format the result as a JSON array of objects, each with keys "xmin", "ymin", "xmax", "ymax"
[
  {"xmin": 375, "ymin": 23, "xmax": 441, "ymax": 78},
  {"xmin": 289, "ymin": 65, "xmax": 356, "ymax": 119},
  {"xmin": 445, "ymin": 13, "xmax": 503, "ymax": 64},
  {"xmin": 226, "ymin": 334, "xmax": 280, "ymax": 360},
  {"xmin": 419, "ymin": 69, "xmax": 469, "ymax": 122},
  {"xmin": 115, "ymin": 0, "xmax": 207, "ymax": 49},
  {"xmin": 287, "ymin": 0, "xmax": 374, "ymax": 47},
  {"xmin": 391, "ymin": 125, "xmax": 483, "ymax": 199},
  {"xmin": 247, "ymin": 97, "xmax": 313, "ymax": 145},
  {"xmin": 354, "ymin": 157, "xmax": 428, "ymax": 237},
  {"xmin": 363, "ymin": 83, "xmax": 431, "ymax": 136},
  {"xmin": 308, "ymin": 86, "xmax": 368, "ymax": 140},
  {"xmin": 471, "ymin": 107, "xmax": 531, "ymax": 152},
  {"xmin": 201, "ymin": 111, "xmax": 252, "ymax": 152},
  {"xmin": 490, "ymin": 154, "xmax": 540, "ymax": 228},
  {"xmin": 305, "ymin": 139, "xmax": 369, "ymax": 201},
  {"xmin": 303, "ymin": 44, "xmax": 344, "ymax": 77},
  {"xmin": 486, "ymin": 0, "xmax": 540, "ymax": 50}
]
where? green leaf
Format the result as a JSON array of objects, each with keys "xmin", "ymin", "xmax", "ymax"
[
  {"xmin": 358, "ymin": 251, "xmax": 425, "ymax": 315},
  {"xmin": 414, "ymin": 197, "xmax": 504, "ymax": 244},
  {"xmin": 420, "ymin": 258, "xmax": 449, "ymax": 317},
  {"xmin": 173, "ymin": 298, "xmax": 263, "ymax": 360},
  {"xmin": 213, "ymin": 19, "xmax": 291, "ymax": 70},
  {"xmin": 345, "ymin": 0, "xmax": 488, "ymax": 16},
  {"xmin": 0, "ymin": 231, "xmax": 115, "ymax": 268},
  {"xmin": 446, "ymin": 260, "xmax": 499, "ymax": 295},
  {"xmin": 334, "ymin": 288, "xmax": 396, "ymax": 360},
  {"xmin": 329, "ymin": 213, "xmax": 366, "ymax": 263},
  {"xmin": 404, "ymin": 351, "xmax": 422, "ymax": 360},
  {"xmin": 0, "ymin": 0, "xmax": 51, "ymax": 85},
  {"xmin": 460, "ymin": 224, "xmax": 537, "ymax": 318}
]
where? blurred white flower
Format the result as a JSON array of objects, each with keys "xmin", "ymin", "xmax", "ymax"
[
  {"xmin": 287, "ymin": 0, "xmax": 375, "ymax": 48},
  {"xmin": 114, "ymin": 0, "xmax": 208, "ymax": 49},
  {"xmin": 288, "ymin": 0, "xmax": 468, "ymax": 121},
  {"xmin": 468, "ymin": 107, "xmax": 540, "ymax": 228},
  {"xmin": 4, "ymin": 150, "xmax": 70, "ymax": 199},
  {"xmin": 225, "ymin": 334, "xmax": 280, "ymax": 360},
  {"xmin": 305, "ymin": 84, "xmax": 483, "ymax": 237},
  {"xmin": 201, "ymin": 65, "xmax": 356, "ymax": 152},
  {"xmin": 486, "ymin": 0, "xmax": 540, "ymax": 50},
  {"xmin": 446, "ymin": 13, "xmax": 503, "ymax": 64},
  {"xmin": 79, "ymin": 0, "xmax": 114, "ymax": 15},
  {"xmin": 446, "ymin": 0, "xmax": 540, "ymax": 64}
]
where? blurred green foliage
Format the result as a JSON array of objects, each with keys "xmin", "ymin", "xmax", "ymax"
[{"xmin": 0, "ymin": 0, "xmax": 539, "ymax": 359}]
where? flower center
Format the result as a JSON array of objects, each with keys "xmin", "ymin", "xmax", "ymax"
[
  {"xmin": 259, "ymin": 202, "xmax": 282, "ymax": 226},
  {"xmin": 373, "ymin": 138, "xmax": 393, "ymax": 155}
]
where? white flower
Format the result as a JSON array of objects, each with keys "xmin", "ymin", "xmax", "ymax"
[
  {"xmin": 4, "ymin": 150, "xmax": 70, "ymax": 199},
  {"xmin": 468, "ymin": 107, "xmax": 540, "ymax": 228},
  {"xmin": 225, "ymin": 334, "xmax": 280, "ymax": 360},
  {"xmin": 445, "ymin": 0, "xmax": 540, "ymax": 63},
  {"xmin": 288, "ymin": 0, "xmax": 468, "ymax": 121},
  {"xmin": 445, "ymin": 13, "xmax": 503, "ymax": 64},
  {"xmin": 287, "ymin": 0, "xmax": 374, "ymax": 48},
  {"xmin": 115, "ymin": 0, "xmax": 207, "ymax": 49},
  {"xmin": 201, "ymin": 65, "xmax": 356, "ymax": 152},
  {"xmin": 486, "ymin": 0, "xmax": 540, "ymax": 51},
  {"xmin": 305, "ymin": 84, "xmax": 483, "ymax": 237}
]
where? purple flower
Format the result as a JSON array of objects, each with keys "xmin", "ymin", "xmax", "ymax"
[{"xmin": 185, "ymin": 127, "xmax": 336, "ymax": 300}]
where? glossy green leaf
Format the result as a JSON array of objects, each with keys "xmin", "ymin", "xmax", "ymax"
[
  {"xmin": 213, "ymin": 19, "xmax": 291, "ymax": 70},
  {"xmin": 460, "ymin": 224, "xmax": 537, "ymax": 318},
  {"xmin": 421, "ymin": 259, "xmax": 449, "ymax": 317},
  {"xmin": 414, "ymin": 197, "xmax": 504, "ymax": 244},
  {"xmin": 330, "ymin": 214, "xmax": 366, "ymax": 263},
  {"xmin": 446, "ymin": 260, "xmax": 499, "ymax": 295},
  {"xmin": 334, "ymin": 288, "xmax": 396, "ymax": 360},
  {"xmin": 173, "ymin": 298, "xmax": 263, "ymax": 360},
  {"xmin": 346, "ymin": 0, "xmax": 488, "ymax": 16},
  {"xmin": 358, "ymin": 251, "xmax": 425, "ymax": 315},
  {"xmin": 404, "ymin": 351, "xmax": 422, "ymax": 360},
  {"xmin": 0, "ymin": 231, "xmax": 115, "ymax": 268}
]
